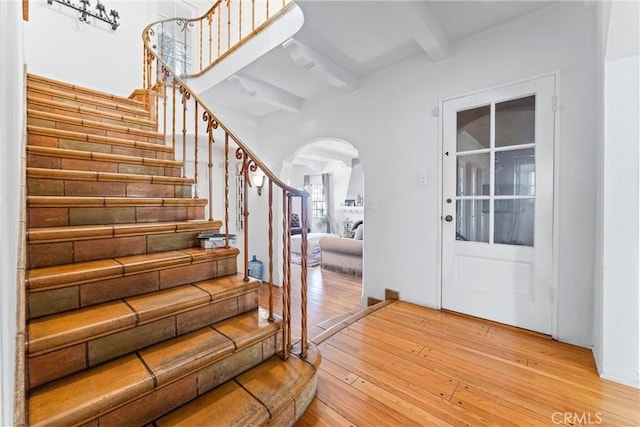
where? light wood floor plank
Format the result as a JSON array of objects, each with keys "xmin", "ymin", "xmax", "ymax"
[
  {"xmin": 296, "ymin": 398, "xmax": 353, "ymax": 427},
  {"xmin": 260, "ymin": 271, "xmax": 639, "ymax": 426}
]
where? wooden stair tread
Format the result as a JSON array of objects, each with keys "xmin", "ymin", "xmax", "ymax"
[
  {"xmin": 156, "ymin": 345, "xmax": 320, "ymax": 426},
  {"xmin": 195, "ymin": 275, "xmax": 265, "ymax": 300},
  {"xmin": 236, "ymin": 344, "xmax": 319, "ymax": 415},
  {"xmin": 27, "ymin": 82, "xmax": 148, "ymax": 116},
  {"xmin": 154, "ymin": 381, "xmax": 270, "ymax": 426},
  {"xmin": 28, "ymin": 109, "xmax": 164, "ymax": 139},
  {"xmin": 28, "ymin": 195, "xmax": 207, "ymax": 207},
  {"xmin": 27, "ymin": 167, "xmax": 195, "ymax": 185},
  {"xmin": 137, "ymin": 309, "xmax": 279, "ymax": 387},
  {"xmin": 27, "ymin": 125, "xmax": 171, "ymax": 153},
  {"xmin": 28, "ymin": 301, "xmax": 137, "ymax": 355},
  {"xmin": 27, "ymin": 73, "xmax": 146, "ymax": 109},
  {"xmin": 27, "ymin": 145, "xmax": 181, "ymax": 168},
  {"xmin": 28, "ymin": 354, "xmax": 154, "ymax": 427},
  {"xmin": 28, "ymin": 220, "xmax": 221, "ymax": 243},
  {"xmin": 137, "ymin": 327, "xmax": 235, "ymax": 387},
  {"xmin": 213, "ymin": 308, "xmax": 281, "ymax": 350},
  {"xmin": 28, "ymin": 310, "xmax": 282, "ymax": 427},
  {"xmin": 27, "ymin": 247, "xmax": 239, "ymax": 291},
  {"xmin": 27, "ymin": 95, "xmax": 157, "ymax": 129},
  {"xmin": 28, "ymin": 276, "xmax": 260, "ymax": 356},
  {"xmin": 125, "ymin": 285, "xmax": 212, "ymax": 324}
]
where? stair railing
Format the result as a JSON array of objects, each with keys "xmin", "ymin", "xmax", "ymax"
[
  {"xmin": 157, "ymin": 0, "xmax": 295, "ymax": 80},
  {"xmin": 142, "ymin": 5, "xmax": 309, "ymax": 360}
]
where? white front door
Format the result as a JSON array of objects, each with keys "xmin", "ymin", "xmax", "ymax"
[{"xmin": 441, "ymin": 76, "xmax": 556, "ymax": 334}]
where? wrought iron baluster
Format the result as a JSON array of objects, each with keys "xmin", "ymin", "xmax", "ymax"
[
  {"xmin": 268, "ymin": 179, "xmax": 274, "ymax": 322},
  {"xmin": 281, "ymin": 192, "xmax": 289, "ymax": 360},
  {"xmin": 224, "ymin": 133, "xmax": 230, "ymax": 245},
  {"xmin": 286, "ymin": 194, "xmax": 292, "ymax": 350},
  {"xmin": 194, "ymin": 100, "xmax": 199, "ymax": 196},
  {"xmin": 300, "ymin": 195, "xmax": 309, "ymax": 358}
]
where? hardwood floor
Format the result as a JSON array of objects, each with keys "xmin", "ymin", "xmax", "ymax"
[
  {"xmin": 258, "ymin": 264, "xmax": 364, "ymax": 339},
  {"xmin": 261, "ymin": 273, "xmax": 639, "ymax": 427}
]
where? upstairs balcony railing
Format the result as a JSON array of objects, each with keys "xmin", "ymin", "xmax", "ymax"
[
  {"xmin": 157, "ymin": 0, "xmax": 295, "ymax": 79},
  {"xmin": 142, "ymin": 0, "xmax": 310, "ymax": 360}
]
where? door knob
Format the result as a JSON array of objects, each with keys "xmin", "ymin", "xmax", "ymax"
[{"xmin": 445, "ymin": 215, "xmax": 453, "ymax": 222}]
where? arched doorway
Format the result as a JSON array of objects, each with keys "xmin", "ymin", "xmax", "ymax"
[{"xmin": 280, "ymin": 138, "xmax": 365, "ymax": 327}]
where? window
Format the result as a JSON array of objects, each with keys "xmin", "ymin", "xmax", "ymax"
[
  {"xmin": 310, "ymin": 184, "xmax": 325, "ymax": 218},
  {"xmin": 157, "ymin": 1, "xmax": 195, "ymax": 78}
]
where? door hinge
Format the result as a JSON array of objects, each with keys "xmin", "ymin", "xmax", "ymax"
[
  {"xmin": 549, "ymin": 287, "xmax": 556, "ymax": 304},
  {"xmin": 552, "ymin": 95, "xmax": 558, "ymax": 112}
]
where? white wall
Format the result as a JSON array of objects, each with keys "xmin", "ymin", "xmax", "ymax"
[
  {"xmin": 255, "ymin": 2, "xmax": 598, "ymax": 345},
  {"xmin": 24, "ymin": 0, "xmax": 155, "ymax": 96},
  {"xmin": 0, "ymin": 1, "xmax": 24, "ymax": 424},
  {"xmin": 594, "ymin": 0, "xmax": 640, "ymax": 388}
]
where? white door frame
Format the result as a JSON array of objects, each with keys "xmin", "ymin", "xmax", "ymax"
[{"xmin": 436, "ymin": 70, "xmax": 561, "ymax": 339}]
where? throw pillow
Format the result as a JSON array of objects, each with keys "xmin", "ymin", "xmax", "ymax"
[{"xmin": 354, "ymin": 224, "xmax": 364, "ymax": 240}]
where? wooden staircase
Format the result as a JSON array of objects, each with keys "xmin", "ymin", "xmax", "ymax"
[{"xmin": 24, "ymin": 74, "xmax": 319, "ymax": 427}]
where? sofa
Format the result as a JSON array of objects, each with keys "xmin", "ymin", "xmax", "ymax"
[{"xmin": 318, "ymin": 225, "xmax": 363, "ymax": 276}]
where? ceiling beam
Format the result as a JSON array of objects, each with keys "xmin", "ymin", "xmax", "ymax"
[
  {"xmin": 392, "ymin": 2, "xmax": 449, "ymax": 62},
  {"xmin": 282, "ymin": 38, "xmax": 359, "ymax": 91},
  {"xmin": 227, "ymin": 74, "xmax": 301, "ymax": 113}
]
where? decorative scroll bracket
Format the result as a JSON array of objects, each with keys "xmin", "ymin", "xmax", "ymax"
[{"xmin": 47, "ymin": 0, "xmax": 120, "ymax": 30}]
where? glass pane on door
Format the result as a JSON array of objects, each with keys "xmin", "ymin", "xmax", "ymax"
[
  {"xmin": 457, "ymin": 153, "xmax": 490, "ymax": 196},
  {"xmin": 457, "ymin": 105, "xmax": 490, "ymax": 151},
  {"xmin": 495, "ymin": 96, "xmax": 535, "ymax": 147},
  {"xmin": 494, "ymin": 199, "xmax": 535, "ymax": 246},
  {"xmin": 495, "ymin": 148, "xmax": 535, "ymax": 196},
  {"xmin": 456, "ymin": 199, "xmax": 489, "ymax": 243}
]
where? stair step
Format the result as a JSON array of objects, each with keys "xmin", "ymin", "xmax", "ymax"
[
  {"xmin": 27, "ymin": 84, "xmax": 150, "ymax": 120},
  {"xmin": 27, "ymin": 246, "xmax": 239, "ymax": 292},
  {"xmin": 27, "ymin": 80, "xmax": 148, "ymax": 120},
  {"xmin": 26, "ymin": 167, "xmax": 193, "ymax": 199},
  {"xmin": 28, "ymin": 309, "xmax": 283, "ymax": 427},
  {"xmin": 27, "ymin": 195, "xmax": 207, "ymax": 228},
  {"xmin": 26, "ymin": 247, "xmax": 240, "ymax": 319},
  {"xmin": 27, "ymin": 126, "xmax": 172, "ymax": 160},
  {"xmin": 27, "ymin": 96, "xmax": 158, "ymax": 131},
  {"xmin": 27, "ymin": 73, "xmax": 146, "ymax": 109},
  {"xmin": 28, "ymin": 195, "xmax": 206, "ymax": 207},
  {"xmin": 27, "ymin": 275, "xmax": 260, "ymax": 387},
  {"xmin": 28, "ymin": 220, "xmax": 220, "ymax": 243},
  {"xmin": 27, "ymin": 109, "xmax": 164, "ymax": 143},
  {"xmin": 155, "ymin": 344, "xmax": 320, "ymax": 426},
  {"xmin": 27, "ymin": 146, "xmax": 182, "ymax": 177}
]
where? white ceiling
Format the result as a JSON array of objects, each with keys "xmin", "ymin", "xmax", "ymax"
[
  {"xmin": 199, "ymin": 1, "xmax": 556, "ymax": 120},
  {"xmin": 423, "ymin": 1, "xmax": 556, "ymax": 42}
]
